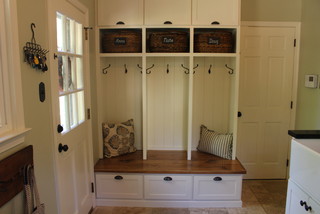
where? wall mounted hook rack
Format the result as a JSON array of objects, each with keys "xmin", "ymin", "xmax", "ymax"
[{"xmin": 23, "ymin": 23, "xmax": 49, "ymax": 72}]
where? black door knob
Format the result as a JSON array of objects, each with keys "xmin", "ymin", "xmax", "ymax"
[
  {"xmin": 57, "ymin": 124, "xmax": 64, "ymax": 133},
  {"xmin": 238, "ymin": 111, "xmax": 242, "ymax": 117},
  {"xmin": 58, "ymin": 143, "xmax": 69, "ymax": 153}
]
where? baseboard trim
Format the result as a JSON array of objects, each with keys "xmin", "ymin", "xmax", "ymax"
[{"xmin": 96, "ymin": 199, "xmax": 242, "ymax": 208}]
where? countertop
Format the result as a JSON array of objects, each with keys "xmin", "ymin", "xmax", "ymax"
[{"xmin": 288, "ymin": 130, "xmax": 320, "ymax": 139}]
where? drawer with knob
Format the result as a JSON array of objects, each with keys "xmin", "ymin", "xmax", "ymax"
[
  {"xmin": 144, "ymin": 175, "xmax": 193, "ymax": 200},
  {"xmin": 193, "ymin": 175, "xmax": 242, "ymax": 200},
  {"xmin": 95, "ymin": 173, "xmax": 143, "ymax": 199}
]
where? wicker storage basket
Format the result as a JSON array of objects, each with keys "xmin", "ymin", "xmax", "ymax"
[
  {"xmin": 101, "ymin": 30, "xmax": 142, "ymax": 53},
  {"xmin": 194, "ymin": 31, "xmax": 234, "ymax": 53},
  {"xmin": 149, "ymin": 31, "xmax": 189, "ymax": 53}
]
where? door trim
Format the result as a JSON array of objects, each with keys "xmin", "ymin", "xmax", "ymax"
[{"xmin": 241, "ymin": 21, "xmax": 301, "ymax": 179}]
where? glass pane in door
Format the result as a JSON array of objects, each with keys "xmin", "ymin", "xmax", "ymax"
[{"xmin": 56, "ymin": 12, "xmax": 84, "ymax": 133}]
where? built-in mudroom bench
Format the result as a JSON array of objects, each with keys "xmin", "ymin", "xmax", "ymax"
[
  {"xmin": 94, "ymin": 0, "xmax": 245, "ymax": 207},
  {"xmin": 94, "ymin": 151, "xmax": 246, "ymax": 207}
]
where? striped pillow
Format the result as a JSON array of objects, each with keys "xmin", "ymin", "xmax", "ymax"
[{"xmin": 197, "ymin": 125, "xmax": 233, "ymax": 160}]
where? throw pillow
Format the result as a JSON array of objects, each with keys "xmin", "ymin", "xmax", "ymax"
[
  {"xmin": 102, "ymin": 119, "xmax": 136, "ymax": 158},
  {"xmin": 197, "ymin": 125, "xmax": 233, "ymax": 160}
]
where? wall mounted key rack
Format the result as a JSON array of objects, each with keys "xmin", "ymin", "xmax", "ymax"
[{"xmin": 23, "ymin": 23, "xmax": 49, "ymax": 72}]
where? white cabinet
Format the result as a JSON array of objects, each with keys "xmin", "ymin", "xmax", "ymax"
[
  {"xmin": 144, "ymin": 175, "xmax": 193, "ymax": 199},
  {"xmin": 144, "ymin": 0, "xmax": 191, "ymax": 25},
  {"xmin": 192, "ymin": 0, "xmax": 239, "ymax": 26},
  {"xmin": 286, "ymin": 138, "xmax": 320, "ymax": 214},
  {"xmin": 193, "ymin": 175, "xmax": 242, "ymax": 200},
  {"xmin": 96, "ymin": 0, "xmax": 240, "ymax": 161},
  {"xmin": 286, "ymin": 181, "xmax": 320, "ymax": 214},
  {"xmin": 95, "ymin": 173, "xmax": 243, "ymax": 207},
  {"xmin": 95, "ymin": 173, "xmax": 143, "ymax": 199},
  {"xmin": 97, "ymin": 0, "xmax": 143, "ymax": 26}
]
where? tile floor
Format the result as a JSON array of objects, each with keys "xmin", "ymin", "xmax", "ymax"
[{"xmin": 92, "ymin": 179, "xmax": 288, "ymax": 214}]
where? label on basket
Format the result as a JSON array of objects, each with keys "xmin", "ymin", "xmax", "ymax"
[
  {"xmin": 208, "ymin": 37, "xmax": 220, "ymax": 45},
  {"xmin": 114, "ymin": 37, "xmax": 127, "ymax": 45},
  {"xmin": 162, "ymin": 37, "xmax": 174, "ymax": 44}
]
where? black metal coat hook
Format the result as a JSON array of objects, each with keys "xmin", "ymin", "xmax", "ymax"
[
  {"xmin": 182, "ymin": 64, "xmax": 198, "ymax": 74},
  {"xmin": 225, "ymin": 64, "xmax": 234, "ymax": 75},
  {"xmin": 208, "ymin": 64, "xmax": 212, "ymax": 74},
  {"xmin": 137, "ymin": 64, "xmax": 142, "ymax": 73},
  {"xmin": 146, "ymin": 64, "xmax": 154, "ymax": 74},
  {"xmin": 124, "ymin": 64, "xmax": 128, "ymax": 73},
  {"xmin": 102, "ymin": 64, "xmax": 111, "ymax": 74},
  {"xmin": 31, "ymin": 23, "xmax": 36, "ymax": 43},
  {"xmin": 181, "ymin": 64, "xmax": 188, "ymax": 73}
]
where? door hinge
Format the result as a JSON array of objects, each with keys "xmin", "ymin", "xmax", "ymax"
[
  {"xmin": 286, "ymin": 159, "xmax": 289, "ymax": 167},
  {"xmin": 91, "ymin": 182, "xmax": 95, "ymax": 193},
  {"xmin": 87, "ymin": 108, "xmax": 91, "ymax": 120},
  {"xmin": 290, "ymin": 101, "xmax": 293, "ymax": 109},
  {"xmin": 84, "ymin": 27, "xmax": 93, "ymax": 40},
  {"xmin": 294, "ymin": 39, "xmax": 296, "ymax": 47}
]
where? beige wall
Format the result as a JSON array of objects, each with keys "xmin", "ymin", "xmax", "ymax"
[
  {"xmin": 295, "ymin": 0, "xmax": 320, "ymax": 129},
  {"xmin": 241, "ymin": 0, "xmax": 302, "ymax": 21},
  {"xmin": 0, "ymin": 0, "xmax": 59, "ymax": 213}
]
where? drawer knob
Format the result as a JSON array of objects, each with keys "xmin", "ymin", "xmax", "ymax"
[
  {"xmin": 211, "ymin": 21, "xmax": 220, "ymax": 25},
  {"xmin": 213, "ymin": 177, "xmax": 222, "ymax": 181},
  {"xmin": 304, "ymin": 204, "xmax": 312, "ymax": 212},
  {"xmin": 163, "ymin": 176, "xmax": 173, "ymax": 181},
  {"xmin": 300, "ymin": 200, "xmax": 306, "ymax": 206},
  {"xmin": 114, "ymin": 175, "xmax": 123, "ymax": 180},
  {"xmin": 116, "ymin": 21, "xmax": 125, "ymax": 25},
  {"xmin": 164, "ymin": 21, "xmax": 172, "ymax": 25}
]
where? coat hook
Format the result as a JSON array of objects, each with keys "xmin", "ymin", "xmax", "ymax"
[
  {"xmin": 124, "ymin": 64, "xmax": 128, "ymax": 73},
  {"xmin": 181, "ymin": 64, "xmax": 189, "ymax": 74},
  {"xmin": 146, "ymin": 64, "xmax": 154, "ymax": 74},
  {"xmin": 182, "ymin": 64, "xmax": 198, "ymax": 74},
  {"xmin": 208, "ymin": 64, "xmax": 212, "ymax": 74},
  {"xmin": 166, "ymin": 64, "xmax": 169, "ymax": 74},
  {"xmin": 225, "ymin": 64, "xmax": 234, "ymax": 75},
  {"xmin": 31, "ymin": 23, "xmax": 36, "ymax": 43},
  {"xmin": 193, "ymin": 64, "xmax": 199, "ymax": 74},
  {"xmin": 137, "ymin": 64, "xmax": 142, "ymax": 73},
  {"xmin": 102, "ymin": 64, "xmax": 111, "ymax": 74}
]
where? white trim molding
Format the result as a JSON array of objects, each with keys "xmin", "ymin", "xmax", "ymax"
[{"xmin": 0, "ymin": 0, "xmax": 30, "ymax": 153}]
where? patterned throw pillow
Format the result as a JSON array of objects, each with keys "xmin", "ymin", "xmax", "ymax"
[
  {"xmin": 197, "ymin": 125, "xmax": 233, "ymax": 160},
  {"xmin": 102, "ymin": 119, "xmax": 136, "ymax": 158}
]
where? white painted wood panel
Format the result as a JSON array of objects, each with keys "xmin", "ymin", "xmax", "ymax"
[
  {"xmin": 146, "ymin": 57, "xmax": 189, "ymax": 150},
  {"xmin": 97, "ymin": 0, "xmax": 143, "ymax": 26},
  {"xmin": 192, "ymin": 0, "xmax": 239, "ymax": 26},
  {"xmin": 144, "ymin": 175, "xmax": 193, "ymax": 200},
  {"xmin": 193, "ymin": 175, "xmax": 242, "ymax": 200},
  {"xmin": 192, "ymin": 57, "xmax": 235, "ymax": 149},
  {"xmin": 144, "ymin": 0, "xmax": 191, "ymax": 25},
  {"xmin": 99, "ymin": 57, "xmax": 143, "ymax": 150}
]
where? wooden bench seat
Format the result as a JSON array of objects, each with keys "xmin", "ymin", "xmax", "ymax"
[{"xmin": 94, "ymin": 150, "xmax": 246, "ymax": 174}]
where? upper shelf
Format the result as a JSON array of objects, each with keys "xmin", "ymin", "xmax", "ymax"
[{"xmin": 99, "ymin": 28, "xmax": 238, "ymax": 55}]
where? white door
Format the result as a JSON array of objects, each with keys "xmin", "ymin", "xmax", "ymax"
[
  {"xmin": 48, "ymin": 0, "xmax": 93, "ymax": 213},
  {"xmin": 237, "ymin": 26, "xmax": 296, "ymax": 179}
]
